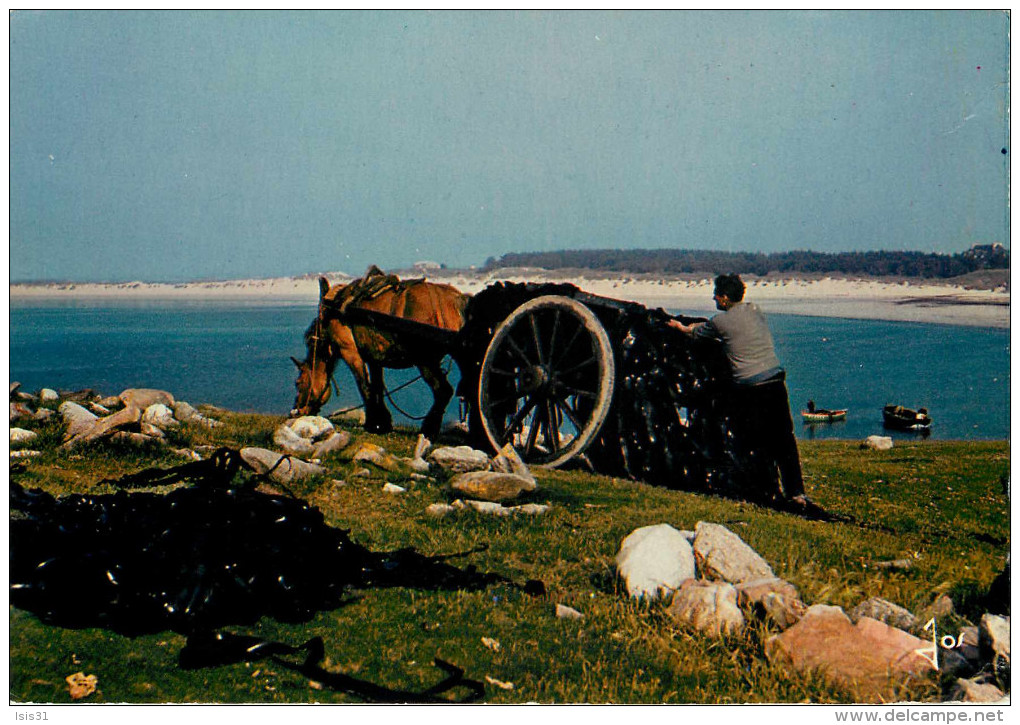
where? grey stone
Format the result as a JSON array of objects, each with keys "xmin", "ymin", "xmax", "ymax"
[
  {"xmin": 97, "ymin": 395, "xmax": 123, "ymax": 409},
  {"xmin": 10, "ymin": 428, "xmax": 39, "ymax": 445},
  {"xmin": 173, "ymin": 401, "xmax": 222, "ymax": 428},
  {"xmin": 110, "ymin": 431, "xmax": 163, "ymax": 447},
  {"xmin": 33, "ymin": 408, "xmax": 54, "ymax": 422},
  {"xmin": 39, "ymin": 388, "xmax": 60, "ymax": 402},
  {"xmin": 693, "ymin": 521, "xmax": 775, "ymax": 584},
  {"xmin": 286, "ymin": 415, "xmax": 334, "ymax": 440},
  {"xmin": 9, "ymin": 450, "xmax": 42, "ymax": 459},
  {"xmin": 949, "ymin": 677, "xmax": 1006, "ymax": 703},
  {"xmin": 141, "ymin": 403, "xmax": 179, "ymax": 429},
  {"xmin": 874, "ymin": 558, "xmax": 913, "ymax": 571},
  {"xmin": 311, "ymin": 430, "xmax": 352, "ymax": 458},
  {"xmin": 382, "ymin": 483, "xmax": 406, "ymax": 494},
  {"xmin": 735, "ymin": 577, "xmax": 801, "ymax": 608},
  {"xmin": 426, "ymin": 503, "xmax": 457, "ymax": 517},
  {"xmin": 429, "ymin": 445, "xmax": 492, "ymax": 473},
  {"xmin": 615, "ymin": 523, "xmax": 696, "ymax": 601},
  {"xmin": 862, "ymin": 435, "xmax": 894, "ymax": 451},
  {"xmin": 63, "ymin": 405, "xmax": 142, "ymax": 448},
  {"xmin": 761, "ymin": 592, "xmax": 807, "ymax": 630},
  {"xmin": 979, "ymin": 613, "xmax": 1010, "ymax": 663},
  {"xmin": 89, "ymin": 403, "xmax": 111, "ymax": 415},
  {"xmin": 449, "ymin": 470, "xmax": 536, "ymax": 502},
  {"xmin": 353, "ymin": 443, "xmax": 414, "ymax": 474},
  {"xmin": 667, "ymin": 579, "xmax": 745, "ymax": 636},
  {"xmin": 139, "ymin": 422, "xmax": 166, "ymax": 438},
  {"xmin": 273, "ymin": 424, "xmax": 316, "ymax": 456},
  {"xmin": 848, "ymin": 597, "xmax": 918, "ymax": 632},
  {"xmin": 58, "ymin": 401, "xmax": 98, "ymax": 438},
  {"xmin": 175, "ymin": 449, "xmax": 203, "ymax": 461},
  {"xmin": 239, "ymin": 447, "xmax": 326, "ymax": 484},
  {"xmin": 10, "ymin": 402, "xmax": 35, "ymax": 423},
  {"xmin": 507, "ymin": 503, "xmax": 550, "ymax": 515},
  {"xmin": 556, "ymin": 604, "xmax": 584, "ymax": 620},
  {"xmin": 491, "ymin": 444, "xmax": 534, "ymax": 483},
  {"xmin": 462, "ymin": 500, "xmax": 509, "ymax": 516},
  {"xmin": 933, "ymin": 594, "xmax": 955, "ymax": 617},
  {"xmin": 120, "ymin": 388, "xmax": 175, "ymax": 409},
  {"xmin": 10, "ymin": 381, "xmax": 21, "ymax": 397}
]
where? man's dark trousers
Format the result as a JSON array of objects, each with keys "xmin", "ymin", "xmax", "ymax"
[{"xmin": 726, "ymin": 375, "xmax": 805, "ymax": 501}]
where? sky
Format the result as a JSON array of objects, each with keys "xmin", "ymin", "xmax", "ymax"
[{"xmin": 9, "ymin": 10, "xmax": 1010, "ymax": 283}]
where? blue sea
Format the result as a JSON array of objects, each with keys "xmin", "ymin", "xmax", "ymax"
[{"xmin": 9, "ymin": 299, "xmax": 1010, "ymax": 441}]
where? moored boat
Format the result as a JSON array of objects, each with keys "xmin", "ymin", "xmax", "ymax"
[
  {"xmin": 801, "ymin": 400, "xmax": 847, "ymax": 423},
  {"xmin": 883, "ymin": 404, "xmax": 932, "ymax": 431}
]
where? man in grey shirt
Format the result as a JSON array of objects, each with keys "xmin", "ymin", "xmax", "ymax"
[{"xmin": 669, "ymin": 273, "xmax": 808, "ymax": 508}]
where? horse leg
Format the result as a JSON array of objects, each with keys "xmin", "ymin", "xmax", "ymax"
[
  {"xmin": 365, "ymin": 361, "xmax": 393, "ymax": 434},
  {"xmin": 419, "ymin": 358, "xmax": 454, "ymax": 441}
]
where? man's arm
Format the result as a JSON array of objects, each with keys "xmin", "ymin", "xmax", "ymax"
[{"xmin": 667, "ymin": 319, "xmax": 706, "ymax": 335}]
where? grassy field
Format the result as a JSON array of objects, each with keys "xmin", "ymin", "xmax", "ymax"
[{"xmin": 9, "ymin": 408, "xmax": 1010, "ymax": 704}]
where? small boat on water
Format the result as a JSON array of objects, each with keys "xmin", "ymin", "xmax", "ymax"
[
  {"xmin": 801, "ymin": 400, "xmax": 847, "ymax": 423},
  {"xmin": 883, "ymin": 404, "xmax": 932, "ymax": 431}
]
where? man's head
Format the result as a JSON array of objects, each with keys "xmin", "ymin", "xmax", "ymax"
[{"xmin": 713, "ymin": 274, "xmax": 745, "ymax": 310}]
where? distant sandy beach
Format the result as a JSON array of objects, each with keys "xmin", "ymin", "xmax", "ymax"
[{"xmin": 9, "ymin": 270, "xmax": 1010, "ymax": 328}]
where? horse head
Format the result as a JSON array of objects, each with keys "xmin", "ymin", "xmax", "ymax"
[{"xmin": 290, "ymin": 302, "xmax": 336, "ymax": 416}]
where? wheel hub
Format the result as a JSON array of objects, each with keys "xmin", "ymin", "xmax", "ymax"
[{"xmin": 519, "ymin": 365, "xmax": 550, "ymax": 394}]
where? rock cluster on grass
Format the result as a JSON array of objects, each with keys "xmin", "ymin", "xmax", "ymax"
[
  {"xmin": 615, "ymin": 521, "xmax": 1010, "ymax": 703},
  {"xmin": 10, "ymin": 384, "xmax": 225, "ymax": 457}
]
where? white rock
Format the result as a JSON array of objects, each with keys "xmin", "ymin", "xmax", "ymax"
[
  {"xmin": 141, "ymin": 403, "xmax": 179, "ymax": 428},
  {"xmin": 273, "ymin": 424, "xmax": 316, "ymax": 456},
  {"xmin": 10, "ymin": 450, "xmax": 42, "ymax": 458},
  {"xmin": 175, "ymin": 449, "xmax": 203, "ymax": 461},
  {"xmin": 693, "ymin": 521, "xmax": 775, "ymax": 584},
  {"xmin": 863, "ymin": 435, "xmax": 894, "ymax": 451},
  {"xmin": 615, "ymin": 524, "xmax": 696, "ymax": 600},
  {"xmin": 139, "ymin": 422, "xmax": 166, "ymax": 438},
  {"xmin": 556, "ymin": 604, "xmax": 585, "ymax": 620},
  {"xmin": 449, "ymin": 471, "xmax": 536, "ymax": 502},
  {"xmin": 39, "ymin": 388, "xmax": 60, "ymax": 402},
  {"xmin": 426, "ymin": 503, "xmax": 457, "ymax": 517},
  {"xmin": 58, "ymin": 401, "xmax": 99, "ymax": 438},
  {"xmin": 10, "ymin": 428, "xmax": 39, "ymax": 445},
  {"xmin": 382, "ymin": 483, "xmax": 406, "ymax": 494},
  {"xmin": 414, "ymin": 435, "xmax": 431, "ymax": 460},
  {"xmin": 240, "ymin": 447, "xmax": 326, "ymax": 484},
  {"xmin": 173, "ymin": 401, "xmax": 221, "ymax": 428},
  {"xmin": 311, "ymin": 430, "xmax": 352, "ymax": 458},
  {"xmin": 286, "ymin": 415, "xmax": 334, "ymax": 440},
  {"xmin": 120, "ymin": 388, "xmax": 175, "ymax": 409},
  {"xmin": 667, "ymin": 579, "xmax": 745, "ymax": 636},
  {"xmin": 429, "ymin": 445, "xmax": 492, "ymax": 473},
  {"xmin": 463, "ymin": 500, "xmax": 510, "ymax": 516},
  {"xmin": 89, "ymin": 403, "xmax": 111, "ymax": 415},
  {"xmin": 507, "ymin": 503, "xmax": 550, "ymax": 515},
  {"xmin": 491, "ymin": 444, "xmax": 534, "ymax": 483}
]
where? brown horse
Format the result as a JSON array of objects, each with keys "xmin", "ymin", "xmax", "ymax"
[{"xmin": 291, "ymin": 271, "xmax": 469, "ymax": 439}]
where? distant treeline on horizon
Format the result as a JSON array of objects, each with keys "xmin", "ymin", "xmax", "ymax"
[{"xmin": 482, "ymin": 245, "xmax": 1009, "ymax": 279}]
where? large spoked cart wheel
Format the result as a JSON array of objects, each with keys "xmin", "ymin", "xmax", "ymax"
[{"xmin": 477, "ymin": 295, "xmax": 615, "ymax": 468}]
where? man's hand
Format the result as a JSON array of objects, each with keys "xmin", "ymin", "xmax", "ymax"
[{"xmin": 667, "ymin": 319, "xmax": 702, "ymax": 335}]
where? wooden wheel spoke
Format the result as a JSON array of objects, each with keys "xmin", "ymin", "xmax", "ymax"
[
  {"xmin": 523, "ymin": 405, "xmax": 542, "ymax": 455},
  {"xmin": 557, "ymin": 355, "xmax": 599, "ymax": 378},
  {"xmin": 501, "ymin": 396, "xmax": 539, "ymax": 445},
  {"xmin": 486, "ymin": 365, "xmax": 519, "ymax": 377},
  {"xmin": 547, "ymin": 310, "xmax": 562, "ymax": 363},
  {"xmin": 556, "ymin": 383, "xmax": 598, "ymax": 400},
  {"xmin": 528, "ymin": 313, "xmax": 545, "ymax": 365},
  {"xmin": 544, "ymin": 401, "xmax": 560, "ymax": 453},
  {"xmin": 504, "ymin": 333, "xmax": 535, "ymax": 367},
  {"xmin": 554, "ymin": 398, "xmax": 584, "ymax": 431},
  {"xmin": 551, "ymin": 322, "xmax": 586, "ymax": 369}
]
